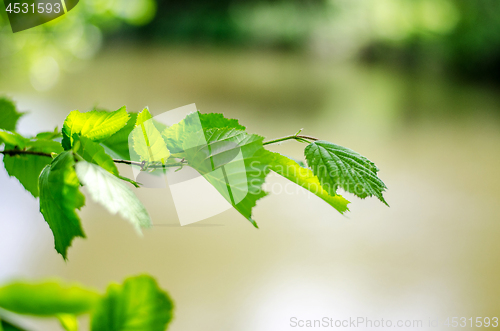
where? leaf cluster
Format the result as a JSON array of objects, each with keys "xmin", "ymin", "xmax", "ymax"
[
  {"xmin": 0, "ymin": 275, "xmax": 173, "ymax": 331},
  {"xmin": 0, "ymin": 96, "xmax": 388, "ymax": 259}
]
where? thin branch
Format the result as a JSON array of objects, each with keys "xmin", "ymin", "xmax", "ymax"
[
  {"xmin": 2, "ymin": 130, "xmax": 318, "ymax": 165},
  {"xmin": 113, "ymin": 159, "xmax": 187, "ymax": 169},
  {"xmin": 263, "ymin": 134, "xmax": 318, "ymax": 146},
  {"xmin": 0, "ymin": 150, "xmax": 52, "ymax": 157},
  {"xmin": 1, "ymin": 149, "xmax": 186, "ymax": 169}
]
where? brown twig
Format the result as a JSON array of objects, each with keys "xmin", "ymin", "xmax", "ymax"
[{"xmin": 0, "ymin": 150, "xmax": 52, "ymax": 157}]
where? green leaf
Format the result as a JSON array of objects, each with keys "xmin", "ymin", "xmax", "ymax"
[
  {"xmin": 62, "ymin": 107, "xmax": 130, "ymax": 149},
  {"xmin": 39, "ymin": 151, "xmax": 86, "ymax": 259},
  {"xmin": 0, "ymin": 130, "xmax": 28, "ymax": 148},
  {"xmin": 90, "ymin": 275, "xmax": 173, "ymax": 331},
  {"xmin": 58, "ymin": 314, "xmax": 79, "ymax": 331},
  {"xmin": 265, "ymin": 151, "xmax": 350, "ymax": 214},
  {"xmin": 3, "ymin": 139, "xmax": 63, "ymax": 197},
  {"xmin": 183, "ymin": 128, "xmax": 270, "ymax": 227},
  {"xmin": 75, "ymin": 161, "xmax": 152, "ymax": 232},
  {"xmin": 0, "ymin": 97, "xmax": 24, "ymax": 131},
  {"xmin": 199, "ymin": 112, "xmax": 245, "ymax": 132},
  {"xmin": 304, "ymin": 141, "xmax": 388, "ymax": 205},
  {"xmin": 35, "ymin": 128, "xmax": 62, "ymax": 140},
  {"xmin": 162, "ymin": 112, "xmax": 245, "ymax": 154},
  {"xmin": 0, "ymin": 280, "xmax": 99, "ymax": 316},
  {"xmin": 101, "ymin": 113, "xmax": 138, "ymax": 160},
  {"xmin": 131, "ymin": 108, "xmax": 170, "ymax": 163},
  {"xmin": 72, "ymin": 135, "xmax": 118, "ymax": 176}
]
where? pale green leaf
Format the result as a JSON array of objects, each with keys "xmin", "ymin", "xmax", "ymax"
[
  {"xmin": 0, "ymin": 130, "xmax": 28, "ymax": 148},
  {"xmin": 75, "ymin": 161, "xmax": 152, "ymax": 232},
  {"xmin": 3, "ymin": 139, "xmax": 63, "ymax": 197},
  {"xmin": 265, "ymin": 151, "xmax": 350, "ymax": 214},
  {"xmin": 132, "ymin": 108, "xmax": 170, "ymax": 163},
  {"xmin": 0, "ymin": 97, "xmax": 24, "ymax": 131},
  {"xmin": 62, "ymin": 107, "xmax": 130, "ymax": 149},
  {"xmin": 0, "ymin": 280, "xmax": 99, "ymax": 316},
  {"xmin": 304, "ymin": 141, "xmax": 388, "ymax": 205},
  {"xmin": 90, "ymin": 275, "xmax": 173, "ymax": 331},
  {"xmin": 39, "ymin": 151, "xmax": 86, "ymax": 259},
  {"xmin": 72, "ymin": 135, "xmax": 118, "ymax": 176}
]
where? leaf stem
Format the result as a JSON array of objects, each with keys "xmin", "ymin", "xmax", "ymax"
[{"xmin": 263, "ymin": 134, "xmax": 318, "ymax": 146}]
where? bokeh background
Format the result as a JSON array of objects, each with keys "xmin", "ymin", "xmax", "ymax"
[{"xmin": 1, "ymin": 0, "xmax": 500, "ymax": 330}]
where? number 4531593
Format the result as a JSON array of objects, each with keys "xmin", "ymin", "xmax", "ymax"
[
  {"xmin": 5, "ymin": 2, "xmax": 61, "ymax": 14},
  {"xmin": 444, "ymin": 317, "xmax": 498, "ymax": 328}
]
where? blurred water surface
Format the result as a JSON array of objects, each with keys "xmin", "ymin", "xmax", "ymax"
[{"xmin": 1, "ymin": 47, "xmax": 500, "ymax": 330}]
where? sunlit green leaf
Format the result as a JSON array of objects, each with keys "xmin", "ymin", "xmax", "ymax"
[
  {"xmin": 304, "ymin": 141, "xmax": 388, "ymax": 205},
  {"xmin": 3, "ymin": 139, "xmax": 63, "ymax": 197},
  {"xmin": 62, "ymin": 107, "xmax": 130, "ymax": 149},
  {"xmin": 0, "ymin": 280, "xmax": 99, "ymax": 316},
  {"xmin": 0, "ymin": 97, "xmax": 24, "ymax": 131},
  {"xmin": 39, "ymin": 151, "xmax": 86, "ymax": 259},
  {"xmin": 132, "ymin": 108, "xmax": 170, "ymax": 163},
  {"xmin": 90, "ymin": 275, "xmax": 173, "ymax": 331},
  {"xmin": 101, "ymin": 113, "xmax": 138, "ymax": 160},
  {"xmin": 72, "ymin": 135, "xmax": 118, "ymax": 176},
  {"xmin": 58, "ymin": 314, "xmax": 79, "ymax": 331},
  {"xmin": 265, "ymin": 151, "xmax": 350, "ymax": 213},
  {"xmin": 75, "ymin": 161, "xmax": 152, "ymax": 232}
]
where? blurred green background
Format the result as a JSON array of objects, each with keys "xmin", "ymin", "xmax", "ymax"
[{"xmin": 1, "ymin": 0, "xmax": 500, "ymax": 330}]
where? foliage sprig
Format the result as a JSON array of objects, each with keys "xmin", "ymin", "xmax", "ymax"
[{"xmin": 0, "ymin": 96, "xmax": 388, "ymax": 259}]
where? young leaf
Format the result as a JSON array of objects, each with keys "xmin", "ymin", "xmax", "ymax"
[
  {"xmin": 75, "ymin": 161, "xmax": 152, "ymax": 232},
  {"xmin": 131, "ymin": 108, "xmax": 170, "ymax": 163},
  {"xmin": 0, "ymin": 280, "xmax": 99, "ymax": 316},
  {"xmin": 304, "ymin": 141, "xmax": 388, "ymax": 205},
  {"xmin": 90, "ymin": 275, "xmax": 173, "ymax": 331},
  {"xmin": 101, "ymin": 113, "xmax": 138, "ymax": 160},
  {"xmin": 265, "ymin": 151, "xmax": 350, "ymax": 214},
  {"xmin": 39, "ymin": 151, "xmax": 86, "ymax": 259},
  {"xmin": 3, "ymin": 140, "xmax": 63, "ymax": 197},
  {"xmin": 62, "ymin": 107, "xmax": 130, "ymax": 149},
  {"xmin": 72, "ymin": 135, "xmax": 119, "ymax": 176},
  {"xmin": 58, "ymin": 315, "xmax": 79, "ymax": 331},
  {"xmin": 182, "ymin": 128, "xmax": 270, "ymax": 227},
  {"xmin": 0, "ymin": 97, "xmax": 24, "ymax": 131}
]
